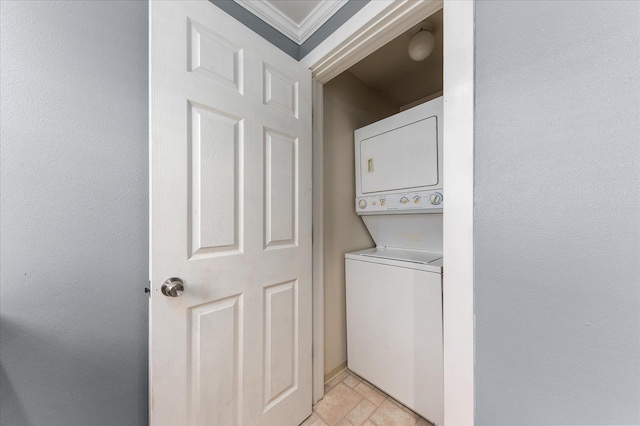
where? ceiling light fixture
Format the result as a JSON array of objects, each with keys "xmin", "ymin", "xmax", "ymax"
[{"xmin": 408, "ymin": 21, "xmax": 435, "ymax": 62}]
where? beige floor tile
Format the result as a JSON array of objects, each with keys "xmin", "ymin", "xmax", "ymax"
[
  {"xmin": 387, "ymin": 397, "xmax": 403, "ymax": 408},
  {"xmin": 353, "ymin": 382, "xmax": 386, "ymax": 407},
  {"xmin": 301, "ymin": 412, "xmax": 329, "ymax": 426},
  {"xmin": 327, "ymin": 370, "xmax": 349, "ymax": 388},
  {"xmin": 376, "ymin": 395, "xmax": 419, "ymax": 419},
  {"xmin": 362, "ymin": 420, "xmax": 376, "ymax": 426},
  {"xmin": 314, "ymin": 383, "xmax": 364, "ymax": 426},
  {"xmin": 342, "ymin": 374, "xmax": 361, "ymax": 388},
  {"xmin": 336, "ymin": 418, "xmax": 354, "ymax": 426},
  {"xmin": 345, "ymin": 399, "xmax": 377, "ymax": 426},
  {"xmin": 416, "ymin": 417, "xmax": 434, "ymax": 426},
  {"xmin": 401, "ymin": 405, "xmax": 419, "ymax": 420},
  {"xmin": 369, "ymin": 399, "xmax": 418, "ymax": 426}
]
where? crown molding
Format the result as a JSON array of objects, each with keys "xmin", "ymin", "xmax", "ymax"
[
  {"xmin": 234, "ymin": 0, "xmax": 348, "ymax": 45},
  {"xmin": 304, "ymin": 0, "xmax": 442, "ymax": 82}
]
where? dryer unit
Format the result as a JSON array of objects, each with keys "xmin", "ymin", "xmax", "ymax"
[{"xmin": 355, "ymin": 96, "xmax": 443, "ymax": 215}]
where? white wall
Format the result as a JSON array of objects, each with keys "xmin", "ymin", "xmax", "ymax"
[
  {"xmin": 0, "ymin": 1, "xmax": 148, "ymax": 425},
  {"xmin": 474, "ymin": 1, "xmax": 640, "ymax": 424},
  {"xmin": 323, "ymin": 72, "xmax": 397, "ymax": 378}
]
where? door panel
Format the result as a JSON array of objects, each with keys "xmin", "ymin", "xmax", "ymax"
[
  {"xmin": 264, "ymin": 129, "xmax": 298, "ymax": 249},
  {"xmin": 188, "ymin": 295, "xmax": 243, "ymax": 426},
  {"xmin": 187, "ymin": 18, "xmax": 243, "ymax": 93},
  {"xmin": 188, "ymin": 102, "xmax": 243, "ymax": 258},
  {"xmin": 150, "ymin": 2, "xmax": 312, "ymax": 425},
  {"xmin": 263, "ymin": 64, "xmax": 299, "ymax": 117},
  {"xmin": 263, "ymin": 280, "xmax": 298, "ymax": 409}
]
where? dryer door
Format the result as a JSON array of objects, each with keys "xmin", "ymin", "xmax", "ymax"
[{"xmin": 359, "ymin": 116, "xmax": 439, "ymax": 195}]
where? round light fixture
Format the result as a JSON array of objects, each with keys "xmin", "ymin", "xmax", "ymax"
[{"xmin": 408, "ymin": 21, "xmax": 435, "ymax": 62}]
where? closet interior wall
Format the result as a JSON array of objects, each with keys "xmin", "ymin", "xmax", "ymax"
[{"xmin": 322, "ymin": 71, "xmax": 397, "ymax": 379}]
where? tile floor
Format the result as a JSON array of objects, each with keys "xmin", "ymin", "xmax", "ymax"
[{"xmin": 303, "ymin": 369, "xmax": 434, "ymax": 426}]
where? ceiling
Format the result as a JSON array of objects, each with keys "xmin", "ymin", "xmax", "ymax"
[
  {"xmin": 347, "ymin": 9, "xmax": 444, "ymax": 108},
  {"xmin": 268, "ymin": 1, "xmax": 326, "ymax": 24},
  {"xmin": 234, "ymin": 0, "xmax": 347, "ymax": 44}
]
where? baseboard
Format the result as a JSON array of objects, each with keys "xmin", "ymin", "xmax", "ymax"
[{"xmin": 324, "ymin": 361, "xmax": 348, "ymax": 384}]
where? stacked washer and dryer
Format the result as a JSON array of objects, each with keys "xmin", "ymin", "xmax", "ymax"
[{"xmin": 345, "ymin": 97, "xmax": 444, "ymax": 426}]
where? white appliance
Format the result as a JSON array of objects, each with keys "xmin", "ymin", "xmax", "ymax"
[
  {"xmin": 346, "ymin": 97, "xmax": 444, "ymax": 426},
  {"xmin": 355, "ymin": 96, "xmax": 443, "ymax": 206}
]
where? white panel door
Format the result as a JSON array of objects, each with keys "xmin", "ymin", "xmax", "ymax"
[{"xmin": 150, "ymin": 2, "xmax": 312, "ymax": 425}]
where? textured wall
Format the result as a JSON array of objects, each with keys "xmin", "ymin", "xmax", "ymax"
[
  {"xmin": 474, "ymin": 1, "xmax": 640, "ymax": 424},
  {"xmin": 0, "ymin": 1, "xmax": 149, "ymax": 425},
  {"xmin": 323, "ymin": 72, "xmax": 397, "ymax": 378}
]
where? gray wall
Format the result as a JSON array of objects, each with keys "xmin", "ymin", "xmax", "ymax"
[
  {"xmin": 0, "ymin": 1, "xmax": 148, "ymax": 425},
  {"xmin": 474, "ymin": 1, "xmax": 640, "ymax": 425}
]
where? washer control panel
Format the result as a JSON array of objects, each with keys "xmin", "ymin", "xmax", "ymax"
[{"xmin": 355, "ymin": 190, "xmax": 443, "ymax": 214}]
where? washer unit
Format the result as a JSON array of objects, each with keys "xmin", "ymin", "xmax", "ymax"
[{"xmin": 346, "ymin": 97, "xmax": 444, "ymax": 426}]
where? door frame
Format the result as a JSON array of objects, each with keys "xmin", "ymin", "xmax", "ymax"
[{"xmin": 304, "ymin": 1, "xmax": 475, "ymax": 424}]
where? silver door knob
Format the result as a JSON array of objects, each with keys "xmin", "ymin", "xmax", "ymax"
[{"xmin": 161, "ymin": 277, "xmax": 184, "ymax": 297}]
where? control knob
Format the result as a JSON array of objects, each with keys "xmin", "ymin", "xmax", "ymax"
[
  {"xmin": 413, "ymin": 196, "xmax": 421, "ymax": 204},
  {"xmin": 400, "ymin": 196, "xmax": 409, "ymax": 205},
  {"xmin": 429, "ymin": 192, "xmax": 443, "ymax": 205},
  {"xmin": 358, "ymin": 199, "xmax": 367, "ymax": 209}
]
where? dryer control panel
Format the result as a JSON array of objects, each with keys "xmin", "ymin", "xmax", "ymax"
[{"xmin": 355, "ymin": 190, "xmax": 443, "ymax": 215}]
